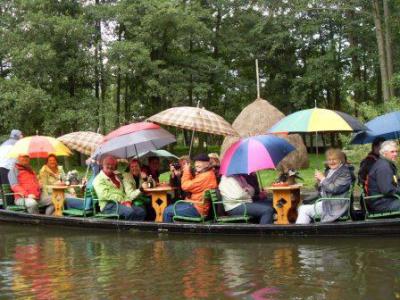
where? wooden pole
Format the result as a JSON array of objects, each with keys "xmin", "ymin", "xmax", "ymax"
[{"xmin": 256, "ymin": 59, "xmax": 260, "ymax": 99}]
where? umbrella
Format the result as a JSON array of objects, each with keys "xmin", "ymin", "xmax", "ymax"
[
  {"xmin": 220, "ymin": 135, "xmax": 296, "ymax": 176},
  {"xmin": 268, "ymin": 107, "xmax": 367, "ymax": 155},
  {"xmin": 351, "ymin": 111, "xmax": 400, "ymax": 144},
  {"xmin": 148, "ymin": 106, "xmax": 238, "ymax": 136},
  {"xmin": 135, "ymin": 149, "xmax": 178, "ymax": 159},
  {"xmin": 57, "ymin": 131, "xmax": 103, "ymax": 155},
  {"xmin": 93, "ymin": 122, "xmax": 176, "ymax": 159},
  {"xmin": 8, "ymin": 136, "xmax": 72, "ymax": 158},
  {"xmin": 147, "ymin": 105, "xmax": 238, "ymax": 156},
  {"xmin": 268, "ymin": 108, "xmax": 367, "ymax": 133}
]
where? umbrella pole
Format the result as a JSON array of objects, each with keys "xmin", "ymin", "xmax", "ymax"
[
  {"xmin": 315, "ymin": 131, "xmax": 319, "ymax": 156},
  {"xmin": 189, "ymin": 101, "xmax": 201, "ymax": 158}
]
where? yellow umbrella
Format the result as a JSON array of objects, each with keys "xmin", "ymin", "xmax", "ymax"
[{"xmin": 8, "ymin": 136, "xmax": 72, "ymax": 158}]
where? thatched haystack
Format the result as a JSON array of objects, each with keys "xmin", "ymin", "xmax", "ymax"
[{"xmin": 221, "ymin": 98, "xmax": 309, "ymax": 169}]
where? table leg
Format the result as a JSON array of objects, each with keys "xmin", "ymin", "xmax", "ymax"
[
  {"xmin": 51, "ymin": 189, "xmax": 65, "ymax": 217},
  {"xmin": 151, "ymin": 191, "xmax": 168, "ymax": 222}
]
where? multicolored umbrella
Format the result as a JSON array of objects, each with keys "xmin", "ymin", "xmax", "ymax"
[
  {"xmin": 351, "ymin": 111, "xmax": 400, "ymax": 144},
  {"xmin": 220, "ymin": 135, "xmax": 295, "ymax": 176},
  {"xmin": 93, "ymin": 122, "xmax": 176, "ymax": 159},
  {"xmin": 57, "ymin": 131, "xmax": 103, "ymax": 155},
  {"xmin": 8, "ymin": 136, "xmax": 72, "ymax": 158},
  {"xmin": 147, "ymin": 106, "xmax": 238, "ymax": 136},
  {"xmin": 268, "ymin": 108, "xmax": 367, "ymax": 133}
]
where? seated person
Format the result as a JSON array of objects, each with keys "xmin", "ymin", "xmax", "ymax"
[
  {"xmin": 358, "ymin": 137, "xmax": 385, "ymax": 190},
  {"xmin": 8, "ymin": 155, "xmax": 54, "ymax": 215},
  {"xmin": 296, "ymin": 148, "xmax": 353, "ymax": 224},
  {"xmin": 219, "ymin": 174, "xmax": 274, "ymax": 224},
  {"xmin": 169, "ymin": 155, "xmax": 191, "ymax": 200},
  {"xmin": 122, "ymin": 159, "xmax": 148, "ymax": 207},
  {"xmin": 38, "ymin": 154, "xmax": 76, "ymax": 204},
  {"xmin": 366, "ymin": 140, "xmax": 400, "ymax": 213},
  {"xmin": 93, "ymin": 156, "xmax": 146, "ymax": 221},
  {"xmin": 208, "ymin": 153, "xmax": 221, "ymax": 182},
  {"xmin": 141, "ymin": 156, "xmax": 161, "ymax": 183},
  {"xmin": 163, "ymin": 153, "xmax": 218, "ymax": 222}
]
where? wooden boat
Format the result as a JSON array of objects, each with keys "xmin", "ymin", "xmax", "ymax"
[{"xmin": 1, "ymin": 209, "xmax": 400, "ymax": 236}]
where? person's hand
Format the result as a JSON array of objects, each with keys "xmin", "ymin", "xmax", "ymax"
[
  {"xmin": 140, "ymin": 171, "xmax": 147, "ymax": 180},
  {"xmin": 183, "ymin": 163, "xmax": 191, "ymax": 173},
  {"xmin": 258, "ymin": 191, "xmax": 268, "ymax": 200},
  {"xmin": 141, "ymin": 182, "xmax": 148, "ymax": 189},
  {"xmin": 28, "ymin": 194, "xmax": 36, "ymax": 199},
  {"xmin": 314, "ymin": 170, "xmax": 325, "ymax": 182}
]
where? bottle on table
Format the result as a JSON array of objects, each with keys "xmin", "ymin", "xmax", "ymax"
[{"xmin": 147, "ymin": 175, "xmax": 154, "ymax": 188}]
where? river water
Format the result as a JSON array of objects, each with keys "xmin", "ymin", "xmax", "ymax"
[{"xmin": 0, "ymin": 224, "xmax": 399, "ymax": 299}]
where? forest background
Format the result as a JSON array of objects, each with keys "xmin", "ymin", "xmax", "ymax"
[{"xmin": 1, "ymin": 0, "xmax": 400, "ymax": 151}]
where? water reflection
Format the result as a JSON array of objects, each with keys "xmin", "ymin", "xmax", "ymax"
[{"xmin": 0, "ymin": 225, "xmax": 399, "ymax": 299}]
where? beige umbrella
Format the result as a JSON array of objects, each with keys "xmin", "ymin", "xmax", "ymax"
[
  {"xmin": 147, "ymin": 105, "xmax": 238, "ymax": 155},
  {"xmin": 57, "ymin": 131, "xmax": 103, "ymax": 156},
  {"xmin": 148, "ymin": 106, "xmax": 238, "ymax": 136}
]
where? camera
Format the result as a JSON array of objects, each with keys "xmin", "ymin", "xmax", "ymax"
[{"xmin": 172, "ymin": 162, "xmax": 181, "ymax": 170}]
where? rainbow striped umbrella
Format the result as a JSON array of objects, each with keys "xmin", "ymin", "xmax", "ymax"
[
  {"xmin": 268, "ymin": 108, "xmax": 366, "ymax": 133},
  {"xmin": 8, "ymin": 136, "xmax": 72, "ymax": 158},
  {"xmin": 220, "ymin": 135, "xmax": 295, "ymax": 176}
]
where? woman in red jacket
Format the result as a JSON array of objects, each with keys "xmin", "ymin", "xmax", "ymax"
[{"xmin": 8, "ymin": 155, "xmax": 54, "ymax": 215}]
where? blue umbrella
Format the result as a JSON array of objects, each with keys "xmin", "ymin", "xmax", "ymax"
[{"xmin": 351, "ymin": 111, "xmax": 400, "ymax": 144}]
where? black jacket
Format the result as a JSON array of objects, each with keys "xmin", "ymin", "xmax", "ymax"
[
  {"xmin": 358, "ymin": 152, "xmax": 379, "ymax": 189},
  {"xmin": 367, "ymin": 158, "xmax": 400, "ymax": 211}
]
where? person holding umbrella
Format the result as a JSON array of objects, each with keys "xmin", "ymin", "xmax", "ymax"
[
  {"xmin": 8, "ymin": 155, "xmax": 54, "ymax": 215},
  {"xmin": 219, "ymin": 175, "xmax": 274, "ymax": 224}
]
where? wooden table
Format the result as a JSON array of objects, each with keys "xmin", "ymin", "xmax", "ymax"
[
  {"xmin": 265, "ymin": 184, "xmax": 302, "ymax": 225},
  {"xmin": 143, "ymin": 186, "xmax": 174, "ymax": 222},
  {"xmin": 48, "ymin": 185, "xmax": 80, "ymax": 217}
]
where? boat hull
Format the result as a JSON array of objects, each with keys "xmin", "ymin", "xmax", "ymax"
[{"xmin": 0, "ymin": 210, "xmax": 400, "ymax": 236}]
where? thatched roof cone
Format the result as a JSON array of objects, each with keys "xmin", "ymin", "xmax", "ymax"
[{"xmin": 220, "ymin": 98, "xmax": 309, "ymax": 169}]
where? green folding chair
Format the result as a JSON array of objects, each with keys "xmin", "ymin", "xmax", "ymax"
[
  {"xmin": 361, "ymin": 192, "xmax": 400, "ymax": 219},
  {"xmin": 1, "ymin": 184, "xmax": 27, "ymax": 212},
  {"xmin": 62, "ymin": 188, "xmax": 94, "ymax": 217},
  {"xmin": 90, "ymin": 189, "xmax": 120, "ymax": 220},
  {"xmin": 209, "ymin": 189, "xmax": 251, "ymax": 223}
]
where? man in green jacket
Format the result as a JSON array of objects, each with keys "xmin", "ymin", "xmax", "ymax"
[{"xmin": 93, "ymin": 156, "xmax": 145, "ymax": 221}]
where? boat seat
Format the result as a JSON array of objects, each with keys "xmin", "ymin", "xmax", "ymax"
[
  {"xmin": 361, "ymin": 193, "xmax": 400, "ymax": 219},
  {"xmin": 63, "ymin": 189, "xmax": 93, "ymax": 217},
  {"xmin": 172, "ymin": 190, "xmax": 215, "ymax": 223},
  {"xmin": 208, "ymin": 189, "xmax": 251, "ymax": 223},
  {"xmin": 312, "ymin": 185, "xmax": 354, "ymax": 223},
  {"xmin": 1, "ymin": 184, "xmax": 27, "ymax": 212},
  {"xmin": 90, "ymin": 189, "xmax": 120, "ymax": 220}
]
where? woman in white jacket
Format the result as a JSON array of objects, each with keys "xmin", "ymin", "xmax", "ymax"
[{"xmin": 219, "ymin": 175, "xmax": 274, "ymax": 224}]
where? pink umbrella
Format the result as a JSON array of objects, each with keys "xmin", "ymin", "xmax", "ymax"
[
  {"xmin": 93, "ymin": 122, "xmax": 176, "ymax": 159},
  {"xmin": 220, "ymin": 135, "xmax": 295, "ymax": 176}
]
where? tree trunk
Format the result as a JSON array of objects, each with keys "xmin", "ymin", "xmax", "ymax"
[
  {"xmin": 115, "ymin": 25, "xmax": 123, "ymax": 127},
  {"xmin": 124, "ymin": 74, "xmax": 129, "ymax": 123},
  {"xmin": 383, "ymin": 0, "xmax": 394, "ymax": 98},
  {"xmin": 372, "ymin": 0, "xmax": 390, "ymax": 102}
]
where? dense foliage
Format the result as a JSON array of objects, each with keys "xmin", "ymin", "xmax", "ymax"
[{"xmin": 1, "ymin": 0, "xmax": 399, "ymax": 138}]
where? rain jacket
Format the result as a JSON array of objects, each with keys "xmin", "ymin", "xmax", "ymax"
[
  {"xmin": 93, "ymin": 171, "xmax": 128, "ymax": 211},
  {"xmin": 181, "ymin": 168, "xmax": 218, "ymax": 216},
  {"xmin": 367, "ymin": 158, "xmax": 400, "ymax": 212},
  {"xmin": 38, "ymin": 165, "xmax": 74, "ymax": 199},
  {"xmin": 0, "ymin": 129, "xmax": 23, "ymax": 170},
  {"xmin": 122, "ymin": 172, "xmax": 143, "ymax": 200},
  {"xmin": 8, "ymin": 163, "xmax": 41, "ymax": 200}
]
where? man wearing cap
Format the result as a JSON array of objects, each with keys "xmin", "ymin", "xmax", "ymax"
[
  {"xmin": 163, "ymin": 153, "xmax": 218, "ymax": 222},
  {"xmin": 93, "ymin": 156, "xmax": 146, "ymax": 221},
  {"xmin": 0, "ymin": 129, "xmax": 23, "ymax": 187},
  {"xmin": 8, "ymin": 155, "xmax": 54, "ymax": 215}
]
